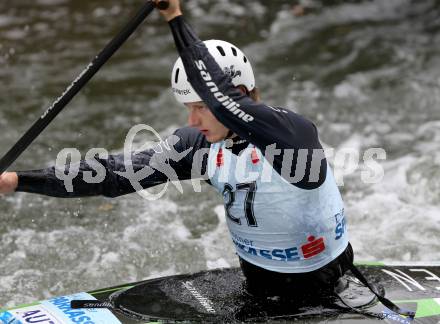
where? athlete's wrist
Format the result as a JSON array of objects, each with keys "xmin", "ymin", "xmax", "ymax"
[{"xmin": 163, "ymin": 12, "xmax": 182, "ymax": 22}]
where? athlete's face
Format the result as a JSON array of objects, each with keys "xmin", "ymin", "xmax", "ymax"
[{"xmin": 185, "ymin": 102, "xmax": 229, "ymax": 143}]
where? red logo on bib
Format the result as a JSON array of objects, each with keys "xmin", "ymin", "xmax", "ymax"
[
  {"xmin": 301, "ymin": 236, "xmax": 325, "ymax": 259},
  {"xmin": 216, "ymin": 148, "xmax": 224, "ymax": 167},
  {"xmin": 251, "ymin": 148, "xmax": 259, "ymax": 164}
]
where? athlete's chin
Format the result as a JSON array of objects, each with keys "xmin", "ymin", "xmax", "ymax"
[{"xmin": 205, "ymin": 134, "xmax": 225, "ymax": 143}]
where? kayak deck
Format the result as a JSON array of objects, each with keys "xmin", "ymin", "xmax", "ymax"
[{"xmin": 2, "ymin": 264, "xmax": 440, "ymax": 323}]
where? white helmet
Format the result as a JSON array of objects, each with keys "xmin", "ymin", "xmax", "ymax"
[{"xmin": 171, "ymin": 40, "xmax": 255, "ymax": 103}]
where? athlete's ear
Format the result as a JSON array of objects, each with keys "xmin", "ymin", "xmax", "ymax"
[
  {"xmin": 237, "ymin": 85, "xmax": 260, "ymax": 102},
  {"xmin": 237, "ymin": 85, "xmax": 249, "ymax": 96}
]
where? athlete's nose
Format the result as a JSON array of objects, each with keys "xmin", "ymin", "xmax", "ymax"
[{"xmin": 188, "ymin": 109, "xmax": 200, "ymax": 127}]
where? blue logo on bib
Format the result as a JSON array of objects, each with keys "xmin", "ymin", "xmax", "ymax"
[{"xmin": 334, "ymin": 209, "xmax": 346, "ymax": 240}]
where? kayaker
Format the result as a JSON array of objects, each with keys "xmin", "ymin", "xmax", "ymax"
[{"xmin": 0, "ymin": 0, "xmax": 352, "ymax": 300}]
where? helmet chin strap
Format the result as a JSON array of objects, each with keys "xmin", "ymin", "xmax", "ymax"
[
  {"xmin": 226, "ymin": 130, "xmax": 235, "ymax": 139},
  {"xmin": 224, "ymin": 130, "xmax": 248, "ymax": 148}
]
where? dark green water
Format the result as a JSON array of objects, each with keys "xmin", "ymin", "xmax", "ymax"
[{"xmin": 1, "ymin": 0, "xmax": 440, "ymax": 307}]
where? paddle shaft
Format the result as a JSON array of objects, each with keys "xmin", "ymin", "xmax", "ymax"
[
  {"xmin": 71, "ymin": 300, "xmax": 113, "ymax": 309},
  {"xmin": 0, "ymin": 1, "xmax": 164, "ymax": 174}
]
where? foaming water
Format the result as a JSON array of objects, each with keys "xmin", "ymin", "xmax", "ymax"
[{"xmin": 1, "ymin": 0, "xmax": 440, "ymax": 307}]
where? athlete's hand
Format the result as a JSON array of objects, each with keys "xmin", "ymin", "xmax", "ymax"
[
  {"xmin": 0, "ymin": 172, "xmax": 18, "ymax": 195},
  {"xmin": 155, "ymin": 0, "xmax": 182, "ymax": 22}
]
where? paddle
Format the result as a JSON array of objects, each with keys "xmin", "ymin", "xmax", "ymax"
[
  {"xmin": 71, "ymin": 300, "xmax": 113, "ymax": 309},
  {"xmin": 0, "ymin": 0, "xmax": 169, "ymax": 174}
]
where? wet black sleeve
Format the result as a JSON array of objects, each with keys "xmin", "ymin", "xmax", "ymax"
[
  {"xmin": 15, "ymin": 127, "xmax": 210, "ymax": 198},
  {"xmin": 169, "ymin": 16, "xmax": 321, "ymax": 151},
  {"xmin": 168, "ymin": 16, "xmax": 326, "ymax": 188}
]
